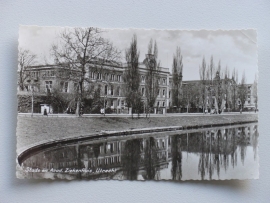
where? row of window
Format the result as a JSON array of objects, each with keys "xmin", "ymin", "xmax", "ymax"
[
  {"xmin": 43, "ymin": 70, "xmax": 55, "ymax": 77},
  {"xmin": 29, "ymin": 71, "xmax": 40, "ymax": 78},
  {"xmin": 29, "ymin": 70, "xmax": 168, "ymax": 85},
  {"xmin": 141, "ymin": 88, "xmax": 170, "ymax": 98},
  {"xmin": 140, "ymin": 75, "xmax": 167, "ymax": 85},
  {"xmin": 44, "ymin": 81, "xmax": 172, "ymax": 102},
  {"xmin": 90, "ymin": 72, "xmax": 121, "ymax": 82},
  {"xmin": 156, "ymin": 101, "xmax": 166, "ymax": 107},
  {"xmin": 104, "ymin": 85, "xmax": 121, "ymax": 96}
]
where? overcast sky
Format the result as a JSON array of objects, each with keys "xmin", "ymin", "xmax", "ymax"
[{"xmin": 19, "ymin": 26, "xmax": 258, "ymax": 83}]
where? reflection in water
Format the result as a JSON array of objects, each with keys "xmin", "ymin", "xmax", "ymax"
[
  {"xmin": 122, "ymin": 139, "xmax": 142, "ymax": 180},
  {"xmin": 19, "ymin": 124, "xmax": 259, "ymax": 180},
  {"xmin": 144, "ymin": 137, "xmax": 160, "ymax": 180},
  {"xmin": 171, "ymin": 134, "xmax": 182, "ymax": 181}
]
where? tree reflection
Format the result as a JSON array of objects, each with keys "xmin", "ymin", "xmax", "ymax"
[
  {"xmin": 171, "ymin": 134, "xmax": 182, "ymax": 180},
  {"xmin": 198, "ymin": 132, "xmax": 206, "ymax": 180},
  {"xmin": 251, "ymin": 125, "xmax": 259, "ymax": 160},
  {"xmin": 230, "ymin": 128, "xmax": 238, "ymax": 168},
  {"xmin": 20, "ymin": 124, "xmax": 258, "ymax": 180},
  {"xmin": 143, "ymin": 137, "xmax": 159, "ymax": 180},
  {"xmin": 238, "ymin": 127, "xmax": 248, "ymax": 165},
  {"xmin": 121, "ymin": 139, "xmax": 142, "ymax": 180}
]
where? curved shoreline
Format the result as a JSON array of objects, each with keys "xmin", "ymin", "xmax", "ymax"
[{"xmin": 17, "ymin": 119, "xmax": 258, "ymax": 166}]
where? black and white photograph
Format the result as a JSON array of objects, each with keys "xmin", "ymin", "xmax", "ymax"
[{"xmin": 16, "ymin": 26, "xmax": 259, "ymax": 181}]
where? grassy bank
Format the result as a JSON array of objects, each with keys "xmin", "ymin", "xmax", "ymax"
[{"xmin": 17, "ymin": 114, "xmax": 258, "ymax": 150}]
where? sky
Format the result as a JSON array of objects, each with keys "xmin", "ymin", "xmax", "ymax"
[{"xmin": 19, "ymin": 26, "xmax": 258, "ymax": 84}]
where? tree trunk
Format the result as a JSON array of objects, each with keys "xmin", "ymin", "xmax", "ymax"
[{"xmin": 76, "ymin": 101, "xmax": 80, "ymax": 116}]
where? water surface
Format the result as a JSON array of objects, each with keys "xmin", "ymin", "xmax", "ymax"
[{"xmin": 18, "ymin": 123, "xmax": 259, "ymax": 180}]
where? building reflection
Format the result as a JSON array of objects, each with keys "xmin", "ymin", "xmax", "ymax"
[{"xmin": 21, "ymin": 124, "xmax": 258, "ymax": 180}]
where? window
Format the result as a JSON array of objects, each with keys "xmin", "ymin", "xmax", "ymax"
[
  {"xmin": 74, "ymin": 82, "xmax": 79, "ymax": 92},
  {"xmin": 111, "ymin": 100, "xmax": 114, "ymax": 106},
  {"xmin": 142, "ymin": 87, "xmax": 145, "ymax": 96},
  {"xmin": 158, "ymin": 89, "xmax": 160, "ymax": 97},
  {"xmin": 103, "ymin": 73, "xmax": 108, "ymax": 80},
  {"xmin": 118, "ymin": 100, "xmax": 120, "ymax": 106},
  {"xmin": 45, "ymin": 81, "xmax": 52, "ymax": 92},
  {"xmin": 169, "ymin": 102, "xmax": 171, "ymax": 107},
  {"xmin": 116, "ymin": 86, "xmax": 120, "ymax": 96},
  {"xmin": 157, "ymin": 101, "xmax": 160, "ymax": 107},
  {"xmin": 105, "ymin": 85, "xmax": 108, "ymax": 95},
  {"xmin": 163, "ymin": 89, "xmax": 165, "ymax": 97},
  {"xmin": 121, "ymin": 100, "xmax": 124, "ymax": 106},
  {"xmin": 117, "ymin": 75, "xmax": 121, "ymax": 82},
  {"xmin": 163, "ymin": 78, "xmax": 166, "ymax": 85},
  {"xmin": 158, "ymin": 78, "xmax": 160, "ymax": 84},
  {"xmin": 169, "ymin": 91, "xmax": 171, "ymax": 98},
  {"xmin": 61, "ymin": 81, "xmax": 69, "ymax": 92},
  {"xmin": 111, "ymin": 85, "xmax": 114, "ymax": 95},
  {"xmin": 141, "ymin": 75, "xmax": 145, "ymax": 83},
  {"xmin": 97, "ymin": 72, "xmax": 101, "ymax": 80},
  {"xmin": 111, "ymin": 74, "xmax": 115, "ymax": 81},
  {"xmin": 110, "ymin": 143, "xmax": 114, "ymax": 153},
  {"xmin": 91, "ymin": 72, "xmax": 95, "ymax": 79},
  {"xmin": 163, "ymin": 102, "xmax": 165, "ymax": 107}
]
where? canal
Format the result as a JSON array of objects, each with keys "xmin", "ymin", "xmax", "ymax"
[{"xmin": 17, "ymin": 123, "xmax": 259, "ymax": 180}]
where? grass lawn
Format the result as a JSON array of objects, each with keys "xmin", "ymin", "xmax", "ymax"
[{"xmin": 16, "ymin": 114, "xmax": 258, "ymax": 150}]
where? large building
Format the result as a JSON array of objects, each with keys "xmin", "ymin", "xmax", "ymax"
[{"xmin": 17, "ymin": 57, "xmax": 256, "ymax": 114}]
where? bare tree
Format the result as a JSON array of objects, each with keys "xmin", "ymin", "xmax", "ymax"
[
  {"xmin": 122, "ymin": 34, "xmax": 141, "ymax": 118},
  {"xmin": 172, "ymin": 47, "xmax": 183, "ymax": 108},
  {"xmin": 222, "ymin": 66, "xmax": 232, "ymax": 111},
  {"xmin": 45, "ymin": 87, "xmax": 72, "ymax": 113},
  {"xmin": 238, "ymin": 71, "xmax": 248, "ymax": 111},
  {"xmin": 217, "ymin": 60, "xmax": 221, "ymax": 75},
  {"xmin": 144, "ymin": 39, "xmax": 161, "ymax": 117},
  {"xmin": 199, "ymin": 56, "xmax": 207, "ymax": 112},
  {"xmin": 231, "ymin": 67, "xmax": 238, "ymax": 110},
  {"xmin": 51, "ymin": 27, "xmax": 121, "ymax": 116},
  {"xmin": 18, "ymin": 49, "xmax": 37, "ymax": 91},
  {"xmin": 209, "ymin": 55, "xmax": 215, "ymax": 85},
  {"xmin": 252, "ymin": 73, "xmax": 258, "ymax": 110},
  {"xmin": 205, "ymin": 56, "xmax": 215, "ymax": 110}
]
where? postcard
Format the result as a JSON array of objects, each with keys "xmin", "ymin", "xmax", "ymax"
[{"xmin": 16, "ymin": 26, "xmax": 258, "ymax": 180}]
